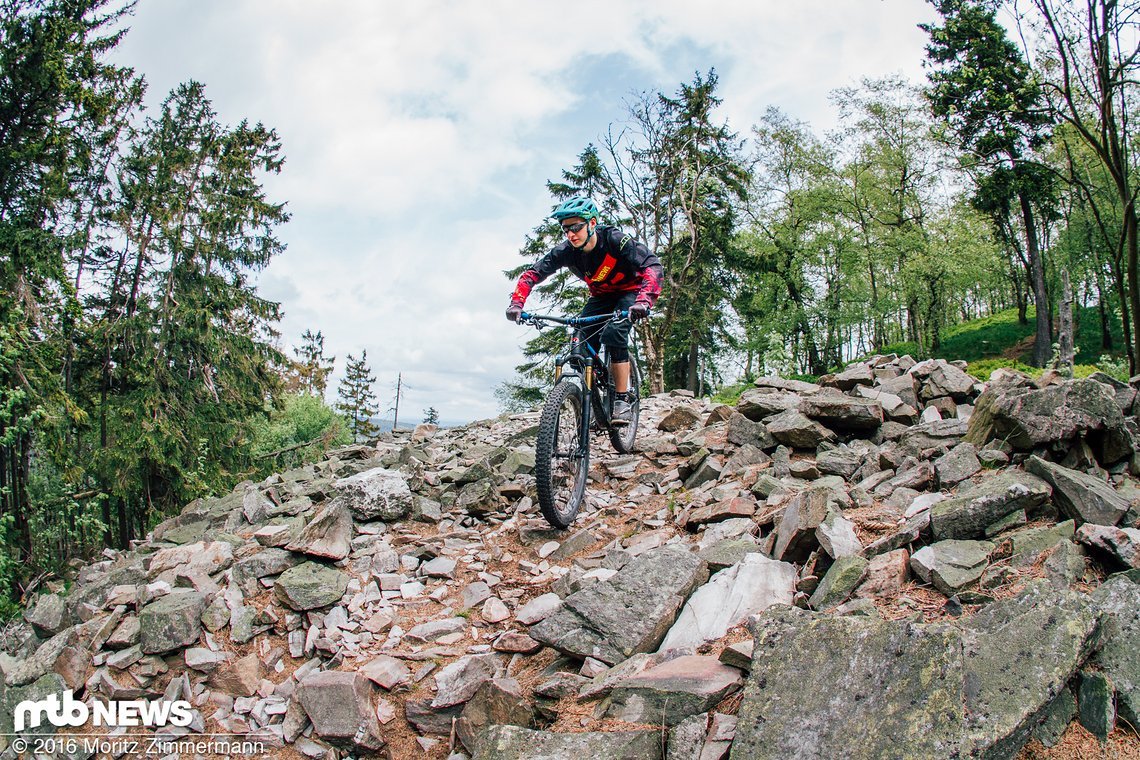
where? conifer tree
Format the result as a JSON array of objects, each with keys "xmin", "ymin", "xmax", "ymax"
[
  {"xmin": 422, "ymin": 407, "xmax": 439, "ymax": 425},
  {"xmin": 336, "ymin": 351, "xmax": 379, "ymax": 440},
  {"xmin": 290, "ymin": 329, "xmax": 334, "ymax": 395}
]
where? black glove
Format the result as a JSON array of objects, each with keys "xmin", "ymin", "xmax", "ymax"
[
  {"xmin": 506, "ymin": 304, "xmax": 523, "ymax": 322},
  {"xmin": 628, "ymin": 302, "xmax": 650, "ymax": 321}
]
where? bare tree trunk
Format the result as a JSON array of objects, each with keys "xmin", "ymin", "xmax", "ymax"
[{"xmin": 1058, "ymin": 269, "xmax": 1074, "ymax": 375}]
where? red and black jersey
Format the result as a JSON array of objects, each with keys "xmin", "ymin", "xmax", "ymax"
[{"xmin": 510, "ymin": 226, "xmax": 663, "ymax": 307}]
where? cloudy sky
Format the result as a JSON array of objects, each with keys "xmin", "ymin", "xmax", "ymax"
[{"xmin": 111, "ymin": 0, "xmax": 940, "ymax": 425}]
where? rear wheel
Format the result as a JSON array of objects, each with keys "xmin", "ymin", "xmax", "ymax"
[
  {"xmin": 608, "ymin": 354, "xmax": 641, "ymax": 453},
  {"xmin": 535, "ymin": 380, "xmax": 589, "ymax": 529}
]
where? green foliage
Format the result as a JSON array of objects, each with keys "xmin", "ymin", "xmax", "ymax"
[
  {"xmin": 937, "ymin": 308, "xmax": 1035, "ymax": 362},
  {"xmin": 1091, "ymin": 355, "xmax": 1131, "ymax": 382},
  {"xmin": 248, "ymin": 393, "xmax": 350, "ymax": 477},
  {"xmin": 422, "ymin": 407, "xmax": 440, "ymax": 425},
  {"xmin": 711, "ymin": 381, "xmax": 752, "ymax": 405},
  {"xmin": 963, "ymin": 358, "xmax": 1042, "ymax": 382}
]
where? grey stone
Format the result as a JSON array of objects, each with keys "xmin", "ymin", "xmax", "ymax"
[
  {"xmin": 1091, "ymin": 575, "xmax": 1140, "ymax": 725},
  {"xmin": 658, "ymin": 405, "xmax": 704, "ymax": 432},
  {"xmin": 659, "ymin": 553, "xmax": 797, "ymax": 653},
  {"xmin": 286, "ymin": 501, "xmax": 352, "ymax": 560},
  {"xmin": 473, "ymin": 725, "xmax": 662, "ymax": 760},
  {"xmin": 731, "ymin": 607, "xmax": 966, "ymax": 760},
  {"xmin": 360, "ymin": 654, "xmax": 410, "ymax": 690},
  {"xmin": 274, "ymin": 562, "xmax": 349, "ymax": 611},
  {"xmin": 406, "ymin": 617, "xmax": 467, "ymax": 644},
  {"xmin": 910, "ymin": 540, "xmax": 994, "ymax": 596},
  {"xmin": 726, "ymin": 412, "xmax": 776, "ymax": 450},
  {"xmin": 697, "ymin": 537, "xmax": 763, "ymax": 572},
  {"xmin": 138, "ymin": 591, "xmax": 206, "ymax": 654},
  {"xmin": 209, "ymin": 652, "xmax": 263, "ymax": 697},
  {"xmin": 967, "ymin": 378, "xmax": 1132, "ymax": 463},
  {"xmin": 957, "ymin": 583, "xmax": 1100, "ymax": 757},
  {"xmin": 1075, "ymin": 524, "xmax": 1140, "ymax": 568},
  {"xmin": 335, "ymin": 466, "xmax": 413, "ymax": 521},
  {"xmin": 799, "ymin": 392, "xmax": 883, "ymax": 432},
  {"xmin": 808, "ymin": 555, "xmax": 869, "ymax": 610},
  {"xmin": 1031, "ymin": 688, "xmax": 1077, "ymax": 748},
  {"xmin": 432, "ymin": 654, "xmax": 502, "ymax": 708},
  {"xmin": 232, "ymin": 547, "xmax": 300, "ymax": 584},
  {"xmin": 930, "ymin": 470, "xmax": 1051, "ymax": 540},
  {"xmin": 1078, "ymin": 670, "xmax": 1115, "ymax": 740},
  {"xmin": 530, "ymin": 546, "xmax": 708, "ymax": 665},
  {"xmin": 764, "ymin": 410, "xmax": 835, "ymax": 449},
  {"xmin": 297, "ymin": 670, "xmax": 385, "ymax": 751},
  {"xmin": 667, "ymin": 712, "xmax": 709, "ymax": 760},
  {"xmin": 934, "ymin": 443, "xmax": 981, "ymax": 488},
  {"xmin": 815, "ymin": 510, "xmax": 862, "ymax": 559},
  {"xmin": 607, "ymin": 655, "xmax": 742, "ymax": 726},
  {"xmin": 1025, "ymin": 456, "xmax": 1129, "ymax": 526},
  {"xmin": 23, "ymin": 594, "xmax": 69, "ymax": 637},
  {"xmin": 1007, "ymin": 520, "xmax": 1076, "ymax": 565},
  {"xmin": 736, "ymin": 389, "xmax": 801, "ymax": 421},
  {"xmin": 456, "ymin": 678, "xmax": 534, "ymax": 753},
  {"xmin": 772, "ymin": 487, "xmax": 831, "ymax": 562}
]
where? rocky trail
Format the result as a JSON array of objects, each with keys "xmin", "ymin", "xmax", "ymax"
[{"xmin": 3, "ymin": 356, "xmax": 1140, "ymax": 759}]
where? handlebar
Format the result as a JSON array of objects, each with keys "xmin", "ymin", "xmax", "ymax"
[
  {"xmin": 519, "ymin": 310, "xmax": 639, "ymax": 329},
  {"xmin": 519, "ymin": 310, "xmax": 629, "ymax": 327}
]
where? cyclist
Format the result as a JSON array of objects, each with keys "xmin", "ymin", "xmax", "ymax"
[{"xmin": 506, "ymin": 196, "xmax": 663, "ymax": 425}]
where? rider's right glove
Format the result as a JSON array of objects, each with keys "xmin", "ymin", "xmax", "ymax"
[
  {"xmin": 628, "ymin": 302, "xmax": 650, "ymax": 321},
  {"xmin": 505, "ymin": 304, "xmax": 523, "ymax": 322}
]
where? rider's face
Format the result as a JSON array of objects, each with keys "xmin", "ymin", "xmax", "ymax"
[{"xmin": 561, "ymin": 216, "xmax": 592, "ymax": 247}]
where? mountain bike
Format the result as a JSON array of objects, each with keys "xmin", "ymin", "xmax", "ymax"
[{"xmin": 518, "ymin": 310, "xmax": 642, "ymax": 529}]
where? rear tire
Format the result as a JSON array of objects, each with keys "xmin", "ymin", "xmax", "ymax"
[
  {"xmin": 608, "ymin": 354, "xmax": 641, "ymax": 453},
  {"xmin": 535, "ymin": 380, "xmax": 589, "ymax": 529}
]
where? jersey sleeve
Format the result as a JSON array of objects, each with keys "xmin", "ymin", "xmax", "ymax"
[
  {"xmin": 610, "ymin": 229, "xmax": 664, "ymax": 307},
  {"xmin": 510, "ymin": 245, "xmax": 571, "ymax": 306}
]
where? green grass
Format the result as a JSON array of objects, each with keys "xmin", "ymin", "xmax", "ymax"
[{"xmin": 713, "ymin": 305, "xmax": 1130, "ymax": 398}]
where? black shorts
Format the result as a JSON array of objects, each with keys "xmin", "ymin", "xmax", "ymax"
[{"xmin": 579, "ymin": 292, "xmax": 637, "ymax": 362}]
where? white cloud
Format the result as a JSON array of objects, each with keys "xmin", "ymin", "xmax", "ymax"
[{"xmin": 115, "ymin": 0, "xmax": 941, "ymax": 423}]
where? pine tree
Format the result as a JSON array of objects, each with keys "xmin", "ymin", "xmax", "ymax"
[
  {"xmin": 336, "ymin": 351, "xmax": 379, "ymax": 440},
  {"xmin": 422, "ymin": 407, "xmax": 439, "ymax": 425},
  {"xmin": 290, "ymin": 329, "xmax": 334, "ymax": 395}
]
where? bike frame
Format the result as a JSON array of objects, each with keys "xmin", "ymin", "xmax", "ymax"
[{"xmin": 519, "ymin": 310, "xmax": 629, "ymax": 451}]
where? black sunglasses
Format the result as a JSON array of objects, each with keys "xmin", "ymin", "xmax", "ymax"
[{"xmin": 561, "ymin": 221, "xmax": 589, "ymax": 234}]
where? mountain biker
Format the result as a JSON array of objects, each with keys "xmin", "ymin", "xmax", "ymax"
[{"xmin": 506, "ymin": 196, "xmax": 663, "ymax": 425}]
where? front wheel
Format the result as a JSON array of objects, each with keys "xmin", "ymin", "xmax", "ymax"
[
  {"xmin": 607, "ymin": 354, "xmax": 641, "ymax": 454},
  {"xmin": 535, "ymin": 380, "xmax": 589, "ymax": 529}
]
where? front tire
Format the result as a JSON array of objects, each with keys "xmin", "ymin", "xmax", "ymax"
[
  {"xmin": 535, "ymin": 380, "xmax": 589, "ymax": 529},
  {"xmin": 608, "ymin": 355, "xmax": 641, "ymax": 454}
]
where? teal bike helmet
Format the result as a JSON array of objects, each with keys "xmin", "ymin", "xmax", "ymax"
[{"xmin": 551, "ymin": 196, "xmax": 599, "ymax": 221}]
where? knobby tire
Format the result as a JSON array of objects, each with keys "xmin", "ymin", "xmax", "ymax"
[
  {"xmin": 535, "ymin": 379, "xmax": 589, "ymax": 529},
  {"xmin": 607, "ymin": 354, "xmax": 641, "ymax": 454}
]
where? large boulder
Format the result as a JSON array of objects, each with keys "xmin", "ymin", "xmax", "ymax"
[
  {"xmin": 930, "ymin": 470, "xmax": 1051, "ymax": 540},
  {"xmin": 658, "ymin": 553, "xmax": 797, "ymax": 653},
  {"xmin": 799, "ymin": 392, "xmax": 884, "ymax": 432},
  {"xmin": 1090, "ymin": 575, "xmax": 1140, "ymax": 726},
  {"xmin": 957, "ymin": 583, "xmax": 1100, "ymax": 757},
  {"xmin": 296, "ymin": 670, "xmax": 385, "ymax": 751},
  {"xmin": 138, "ymin": 591, "xmax": 206, "ymax": 654},
  {"xmin": 966, "ymin": 379, "xmax": 1134, "ymax": 463},
  {"xmin": 274, "ymin": 562, "xmax": 349, "ymax": 611},
  {"xmin": 334, "ymin": 466, "xmax": 413, "ymax": 521},
  {"xmin": 731, "ymin": 607, "xmax": 967, "ymax": 760},
  {"xmin": 605, "ymin": 655, "xmax": 742, "ymax": 726},
  {"xmin": 529, "ymin": 546, "xmax": 708, "ymax": 665},
  {"xmin": 1025, "ymin": 456, "xmax": 1129, "ymax": 527},
  {"xmin": 474, "ymin": 726, "xmax": 662, "ymax": 760}
]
